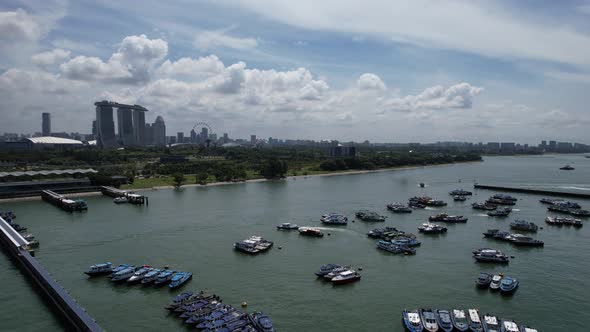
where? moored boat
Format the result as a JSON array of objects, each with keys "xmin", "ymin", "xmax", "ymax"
[
  {"xmin": 154, "ymin": 269, "xmax": 176, "ymax": 286},
  {"xmin": 355, "ymin": 210, "xmax": 386, "ymax": 221},
  {"xmin": 127, "ymin": 266, "xmax": 152, "ymax": 283},
  {"xmin": 249, "ymin": 311, "xmax": 275, "ymax": 332},
  {"xmin": 451, "ymin": 309, "xmax": 469, "ymax": 331},
  {"xmin": 499, "ymin": 276, "xmax": 519, "ymax": 295},
  {"xmin": 419, "ymin": 308, "xmax": 439, "ymax": 332},
  {"xmin": 510, "ymin": 220, "xmax": 538, "ymax": 232},
  {"xmin": 403, "ymin": 309, "xmax": 424, "ymax": 332},
  {"xmin": 391, "ymin": 237, "xmax": 421, "ymax": 247},
  {"xmin": 482, "ymin": 314, "xmax": 500, "ymax": 332},
  {"xmin": 449, "ymin": 189, "xmax": 473, "ymax": 196},
  {"xmin": 487, "ymin": 207, "xmax": 512, "ymax": 217},
  {"xmin": 508, "ymin": 234, "xmax": 544, "ymax": 247},
  {"xmin": 435, "ymin": 309, "xmax": 453, "ymax": 332},
  {"xmin": 468, "ymin": 309, "xmax": 484, "ymax": 332},
  {"xmin": 111, "ymin": 266, "xmax": 136, "ymax": 282},
  {"xmin": 331, "ymin": 269, "xmax": 361, "ymax": 285},
  {"xmin": 314, "ymin": 263, "xmax": 341, "ymax": 277},
  {"xmin": 489, "ymin": 274, "xmax": 503, "ymax": 291},
  {"xmin": 113, "ymin": 196, "xmax": 128, "ymax": 204},
  {"xmin": 418, "ymin": 223, "xmax": 447, "ymax": 234},
  {"xmin": 321, "ymin": 213, "xmax": 348, "ymax": 225},
  {"xmin": 559, "ymin": 164, "xmax": 574, "ymax": 170},
  {"xmin": 140, "ymin": 268, "xmax": 162, "ymax": 285},
  {"xmin": 454, "ymin": 195, "xmax": 467, "ymax": 202},
  {"xmin": 475, "ymin": 272, "xmax": 492, "ymax": 288},
  {"xmin": 501, "ymin": 320, "xmax": 520, "ymax": 332},
  {"xmin": 519, "ymin": 325, "xmax": 538, "ymax": 332},
  {"xmin": 377, "ymin": 240, "xmax": 416, "ymax": 255},
  {"xmin": 387, "ymin": 203, "xmax": 413, "ymax": 213},
  {"xmin": 472, "ymin": 202, "xmax": 497, "ymax": 211},
  {"xmin": 169, "ymin": 271, "xmax": 192, "ymax": 289},
  {"xmin": 234, "ymin": 236, "xmax": 273, "ymax": 254},
  {"xmin": 84, "ymin": 262, "xmax": 113, "ymax": 276},
  {"xmin": 473, "ymin": 248, "xmax": 509, "ymax": 264}
]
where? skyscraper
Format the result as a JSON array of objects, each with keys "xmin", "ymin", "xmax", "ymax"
[
  {"xmin": 117, "ymin": 108, "xmax": 135, "ymax": 146},
  {"xmin": 201, "ymin": 127, "xmax": 209, "ymax": 142},
  {"xmin": 177, "ymin": 132, "xmax": 184, "ymax": 143},
  {"xmin": 42, "ymin": 112, "xmax": 51, "ymax": 136},
  {"xmin": 133, "ymin": 110, "xmax": 146, "ymax": 145},
  {"xmin": 145, "ymin": 123, "xmax": 153, "ymax": 146},
  {"xmin": 250, "ymin": 135, "xmax": 257, "ymax": 144},
  {"xmin": 95, "ymin": 101, "xmax": 118, "ymax": 148},
  {"xmin": 153, "ymin": 116, "xmax": 166, "ymax": 146}
]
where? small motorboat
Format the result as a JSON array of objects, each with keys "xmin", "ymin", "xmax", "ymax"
[
  {"xmin": 435, "ymin": 309, "xmax": 453, "ymax": 332},
  {"xmin": 473, "ymin": 248, "xmax": 510, "ymax": 264},
  {"xmin": 419, "ymin": 308, "xmax": 439, "ymax": 332},
  {"xmin": 377, "ymin": 241, "xmax": 416, "ymax": 255},
  {"xmin": 113, "ymin": 196, "xmax": 128, "ymax": 204},
  {"xmin": 320, "ymin": 213, "xmax": 348, "ymax": 225},
  {"xmin": 323, "ymin": 267, "xmax": 350, "ymax": 280},
  {"xmin": 27, "ymin": 239, "xmax": 40, "ymax": 247},
  {"xmin": 510, "ymin": 220, "xmax": 538, "ymax": 232},
  {"xmin": 475, "ymin": 272, "xmax": 492, "ymax": 288},
  {"xmin": 276, "ymin": 222, "xmax": 299, "ymax": 230},
  {"xmin": 418, "ymin": 223, "xmax": 447, "ymax": 234},
  {"xmin": 84, "ymin": 262, "xmax": 113, "ymax": 276},
  {"xmin": 454, "ymin": 195, "xmax": 467, "ymax": 202},
  {"xmin": 519, "ymin": 325, "xmax": 538, "ymax": 332},
  {"xmin": 391, "ymin": 237, "xmax": 421, "ymax": 247},
  {"xmin": 449, "ymin": 189, "xmax": 473, "ymax": 196},
  {"xmin": 499, "ymin": 276, "xmax": 519, "ymax": 295},
  {"xmin": 508, "ymin": 234, "xmax": 544, "ymax": 247},
  {"xmin": 355, "ymin": 210, "xmax": 386, "ymax": 222},
  {"xmin": 482, "ymin": 314, "xmax": 500, "ymax": 332},
  {"xmin": 249, "ymin": 312, "xmax": 275, "ymax": 332},
  {"xmin": 500, "ymin": 320, "xmax": 520, "ymax": 332},
  {"xmin": 108, "ymin": 264, "xmax": 130, "ymax": 277},
  {"xmin": 387, "ymin": 203, "xmax": 413, "ymax": 213},
  {"xmin": 472, "ymin": 202, "xmax": 497, "ymax": 211},
  {"xmin": 169, "ymin": 271, "xmax": 193, "ymax": 289},
  {"xmin": 298, "ymin": 227, "xmax": 324, "ymax": 237},
  {"xmin": 487, "ymin": 208, "xmax": 512, "ymax": 217},
  {"xmin": 559, "ymin": 165, "xmax": 574, "ymax": 170},
  {"xmin": 490, "ymin": 274, "xmax": 503, "ymax": 291},
  {"xmin": 331, "ymin": 270, "xmax": 361, "ymax": 285},
  {"xmin": 451, "ymin": 309, "xmax": 469, "ymax": 331},
  {"xmin": 127, "ymin": 266, "xmax": 152, "ymax": 283},
  {"xmin": 23, "ymin": 234, "xmax": 35, "ymax": 241},
  {"xmin": 468, "ymin": 309, "xmax": 484, "ymax": 332},
  {"xmin": 402, "ymin": 309, "xmax": 424, "ymax": 332},
  {"xmin": 198, "ymin": 311, "xmax": 244, "ymax": 330},
  {"xmin": 111, "ymin": 266, "xmax": 136, "ymax": 282},
  {"xmin": 164, "ymin": 291, "xmax": 194, "ymax": 310}
]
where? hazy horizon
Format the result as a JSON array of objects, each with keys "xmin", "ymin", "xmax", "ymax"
[{"xmin": 1, "ymin": 1, "xmax": 589, "ymax": 143}]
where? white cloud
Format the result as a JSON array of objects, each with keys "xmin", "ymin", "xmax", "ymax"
[
  {"xmin": 0, "ymin": 9, "xmax": 42, "ymax": 44},
  {"xmin": 61, "ymin": 34, "xmax": 168, "ymax": 83},
  {"xmin": 31, "ymin": 48, "xmax": 71, "ymax": 66},
  {"xmin": 194, "ymin": 29, "xmax": 258, "ymax": 51},
  {"xmin": 220, "ymin": 0, "xmax": 590, "ymax": 68},
  {"xmin": 384, "ymin": 83, "xmax": 483, "ymax": 112},
  {"xmin": 156, "ymin": 55, "xmax": 225, "ymax": 81},
  {"xmin": 357, "ymin": 73, "xmax": 386, "ymax": 90}
]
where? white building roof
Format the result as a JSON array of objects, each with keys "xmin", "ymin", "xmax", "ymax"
[{"xmin": 26, "ymin": 137, "xmax": 83, "ymax": 145}]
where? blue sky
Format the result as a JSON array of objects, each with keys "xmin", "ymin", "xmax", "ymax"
[{"xmin": 1, "ymin": 0, "xmax": 589, "ymax": 143}]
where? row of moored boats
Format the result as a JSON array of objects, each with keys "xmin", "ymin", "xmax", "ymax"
[
  {"xmin": 403, "ymin": 308, "xmax": 537, "ymax": 332},
  {"xmin": 314, "ymin": 264, "xmax": 361, "ymax": 285},
  {"xmin": 165, "ymin": 291, "xmax": 275, "ymax": 332},
  {"xmin": 476, "ymin": 272, "xmax": 519, "ymax": 294},
  {"xmin": 84, "ymin": 262, "xmax": 192, "ymax": 289}
]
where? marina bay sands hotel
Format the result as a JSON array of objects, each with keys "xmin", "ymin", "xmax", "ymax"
[{"xmin": 94, "ymin": 101, "xmax": 166, "ymax": 148}]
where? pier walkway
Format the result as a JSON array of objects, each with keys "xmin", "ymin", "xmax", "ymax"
[
  {"xmin": 101, "ymin": 186, "xmax": 148, "ymax": 205},
  {"xmin": 0, "ymin": 216, "xmax": 103, "ymax": 332},
  {"xmin": 41, "ymin": 190, "xmax": 88, "ymax": 212},
  {"xmin": 474, "ymin": 184, "xmax": 590, "ymax": 198}
]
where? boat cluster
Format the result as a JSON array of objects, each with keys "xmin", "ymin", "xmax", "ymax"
[
  {"xmin": 1, "ymin": 211, "xmax": 40, "ymax": 247},
  {"xmin": 545, "ymin": 216, "xmax": 582, "ymax": 227},
  {"xmin": 314, "ymin": 264, "xmax": 361, "ymax": 285},
  {"xmin": 542, "ymin": 198, "xmax": 590, "ymax": 217},
  {"xmin": 165, "ymin": 291, "xmax": 275, "ymax": 332},
  {"xmin": 472, "ymin": 194, "xmax": 518, "ymax": 214},
  {"xmin": 476, "ymin": 272, "xmax": 519, "ymax": 295},
  {"xmin": 84, "ymin": 262, "xmax": 192, "ymax": 289},
  {"xmin": 483, "ymin": 229, "xmax": 544, "ymax": 247},
  {"xmin": 355, "ymin": 210, "xmax": 386, "ymax": 222},
  {"xmin": 368, "ymin": 226, "xmax": 421, "ymax": 254},
  {"xmin": 449, "ymin": 189, "xmax": 472, "ymax": 202},
  {"xmin": 402, "ymin": 308, "xmax": 537, "ymax": 332},
  {"xmin": 276, "ymin": 223, "xmax": 325, "ymax": 237},
  {"xmin": 233, "ymin": 236, "xmax": 274, "ymax": 254}
]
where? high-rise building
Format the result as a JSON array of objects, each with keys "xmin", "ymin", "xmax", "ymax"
[
  {"xmin": 133, "ymin": 110, "xmax": 146, "ymax": 145},
  {"xmin": 145, "ymin": 123, "xmax": 153, "ymax": 146},
  {"xmin": 177, "ymin": 132, "xmax": 184, "ymax": 143},
  {"xmin": 95, "ymin": 101, "xmax": 118, "ymax": 148},
  {"xmin": 117, "ymin": 108, "xmax": 135, "ymax": 146},
  {"xmin": 223, "ymin": 133, "xmax": 229, "ymax": 144},
  {"xmin": 42, "ymin": 112, "xmax": 51, "ymax": 136},
  {"xmin": 250, "ymin": 135, "xmax": 256, "ymax": 144},
  {"xmin": 201, "ymin": 127, "xmax": 209, "ymax": 142},
  {"xmin": 153, "ymin": 116, "xmax": 166, "ymax": 146},
  {"xmin": 92, "ymin": 120, "xmax": 97, "ymax": 138}
]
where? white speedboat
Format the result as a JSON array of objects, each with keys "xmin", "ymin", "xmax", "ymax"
[
  {"xmin": 501, "ymin": 320, "xmax": 519, "ymax": 332},
  {"xmin": 490, "ymin": 274, "xmax": 503, "ymax": 291},
  {"xmin": 276, "ymin": 223, "xmax": 299, "ymax": 230},
  {"xmin": 113, "ymin": 197, "xmax": 128, "ymax": 204},
  {"xmin": 468, "ymin": 309, "xmax": 484, "ymax": 332},
  {"xmin": 483, "ymin": 314, "xmax": 500, "ymax": 332},
  {"xmin": 127, "ymin": 266, "xmax": 152, "ymax": 283}
]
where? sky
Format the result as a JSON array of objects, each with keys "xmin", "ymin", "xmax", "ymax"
[{"xmin": 1, "ymin": 0, "xmax": 589, "ymax": 143}]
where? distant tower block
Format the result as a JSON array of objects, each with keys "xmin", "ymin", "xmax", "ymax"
[{"xmin": 42, "ymin": 113, "xmax": 51, "ymax": 136}]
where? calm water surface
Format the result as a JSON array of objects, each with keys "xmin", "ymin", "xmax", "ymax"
[{"xmin": 1, "ymin": 155, "xmax": 589, "ymax": 331}]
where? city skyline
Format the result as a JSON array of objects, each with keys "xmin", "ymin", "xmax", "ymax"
[{"xmin": 1, "ymin": 1, "xmax": 590, "ymax": 143}]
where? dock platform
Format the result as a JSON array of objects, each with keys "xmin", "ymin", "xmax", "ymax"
[
  {"xmin": 41, "ymin": 190, "xmax": 88, "ymax": 212},
  {"xmin": 101, "ymin": 186, "xmax": 148, "ymax": 205},
  {"xmin": 0, "ymin": 216, "xmax": 103, "ymax": 331},
  {"xmin": 474, "ymin": 184, "xmax": 590, "ymax": 198}
]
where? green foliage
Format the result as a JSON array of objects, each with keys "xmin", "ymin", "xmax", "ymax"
[
  {"xmin": 196, "ymin": 172, "xmax": 208, "ymax": 185},
  {"xmin": 172, "ymin": 173, "xmax": 185, "ymax": 187},
  {"xmin": 261, "ymin": 158, "xmax": 288, "ymax": 179}
]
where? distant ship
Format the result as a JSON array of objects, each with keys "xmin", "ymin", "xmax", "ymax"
[{"xmin": 559, "ymin": 165, "xmax": 575, "ymax": 170}]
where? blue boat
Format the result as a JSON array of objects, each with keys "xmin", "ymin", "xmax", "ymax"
[
  {"xmin": 109, "ymin": 264, "xmax": 130, "ymax": 276},
  {"xmin": 140, "ymin": 269, "xmax": 161, "ymax": 285},
  {"xmin": 154, "ymin": 269, "xmax": 176, "ymax": 286},
  {"xmin": 111, "ymin": 266, "xmax": 136, "ymax": 282},
  {"xmin": 499, "ymin": 277, "xmax": 519, "ymax": 295},
  {"xmin": 194, "ymin": 306, "xmax": 236, "ymax": 325},
  {"xmin": 169, "ymin": 272, "xmax": 192, "ymax": 289},
  {"xmin": 165, "ymin": 292, "xmax": 193, "ymax": 310},
  {"xmin": 391, "ymin": 237, "xmax": 421, "ymax": 247},
  {"xmin": 249, "ymin": 312, "xmax": 275, "ymax": 332},
  {"xmin": 402, "ymin": 309, "xmax": 424, "ymax": 332},
  {"xmin": 198, "ymin": 311, "xmax": 244, "ymax": 330}
]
